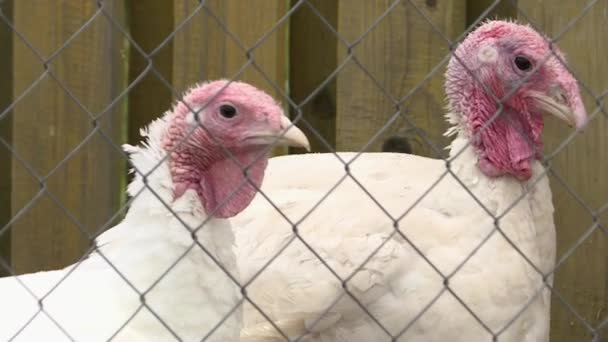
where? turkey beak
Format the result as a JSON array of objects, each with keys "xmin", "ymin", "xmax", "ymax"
[
  {"xmin": 277, "ymin": 115, "xmax": 311, "ymax": 151},
  {"xmin": 244, "ymin": 115, "xmax": 311, "ymax": 151},
  {"xmin": 530, "ymin": 81, "xmax": 587, "ymax": 130}
]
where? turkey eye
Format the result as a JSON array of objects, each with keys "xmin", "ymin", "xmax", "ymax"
[
  {"xmin": 514, "ymin": 56, "xmax": 532, "ymax": 71},
  {"xmin": 219, "ymin": 104, "xmax": 237, "ymax": 118}
]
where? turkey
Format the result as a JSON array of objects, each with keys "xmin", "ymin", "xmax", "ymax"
[
  {"xmin": 235, "ymin": 21, "xmax": 587, "ymax": 342},
  {"xmin": 0, "ymin": 80, "xmax": 309, "ymax": 341}
]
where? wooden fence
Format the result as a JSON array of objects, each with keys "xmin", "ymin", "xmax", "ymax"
[{"xmin": 0, "ymin": 1, "xmax": 606, "ymax": 341}]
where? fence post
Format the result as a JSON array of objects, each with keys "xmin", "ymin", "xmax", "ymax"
[
  {"xmin": 515, "ymin": 3, "xmax": 608, "ymax": 341},
  {"xmin": 10, "ymin": 1, "xmax": 127, "ymax": 273},
  {"xmin": 0, "ymin": 0, "xmax": 13, "ymax": 277},
  {"xmin": 335, "ymin": 0, "xmax": 465, "ymax": 157}
]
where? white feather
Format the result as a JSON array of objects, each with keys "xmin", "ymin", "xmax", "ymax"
[
  {"xmin": 0, "ymin": 113, "xmax": 242, "ymax": 342},
  {"xmin": 234, "ymin": 129, "xmax": 556, "ymax": 342}
]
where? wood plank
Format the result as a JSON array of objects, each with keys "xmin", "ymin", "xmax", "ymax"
[
  {"xmin": 515, "ymin": 2, "xmax": 608, "ymax": 341},
  {"xmin": 172, "ymin": 0, "xmax": 289, "ymax": 155},
  {"xmin": 172, "ymin": 0, "xmax": 288, "ymax": 95},
  {"xmin": 0, "ymin": 0, "xmax": 13, "ymax": 277},
  {"xmin": 108, "ymin": 0, "xmax": 129, "ymax": 227},
  {"xmin": 127, "ymin": 1, "xmax": 174, "ymax": 146},
  {"xmin": 335, "ymin": 0, "xmax": 466, "ymax": 157},
  {"xmin": 11, "ymin": 0, "xmax": 127, "ymax": 273},
  {"xmin": 466, "ymin": 0, "xmax": 518, "ymax": 27},
  {"xmin": 289, "ymin": 0, "xmax": 338, "ymax": 153}
]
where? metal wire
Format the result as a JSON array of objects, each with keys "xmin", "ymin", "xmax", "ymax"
[{"xmin": 0, "ymin": 0, "xmax": 604, "ymax": 341}]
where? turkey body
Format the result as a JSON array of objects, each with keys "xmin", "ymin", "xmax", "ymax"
[
  {"xmin": 0, "ymin": 147, "xmax": 241, "ymax": 342},
  {"xmin": 0, "ymin": 79, "xmax": 311, "ymax": 342},
  {"xmin": 235, "ymin": 136, "xmax": 555, "ymax": 342},
  {"xmin": 234, "ymin": 19, "xmax": 590, "ymax": 342}
]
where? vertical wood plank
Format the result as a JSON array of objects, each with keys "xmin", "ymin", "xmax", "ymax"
[
  {"xmin": 173, "ymin": 1, "xmax": 288, "ymax": 95},
  {"xmin": 11, "ymin": 1, "xmax": 127, "ymax": 273},
  {"xmin": 0, "ymin": 0, "xmax": 13, "ymax": 277},
  {"xmin": 466, "ymin": 0, "xmax": 518, "ymax": 26},
  {"xmin": 172, "ymin": 1, "xmax": 289, "ymax": 154},
  {"xmin": 109, "ymin": 0, "xmax": 129, "ymax": 226},
  {"xmin": 335, "ymin": 0, "xmax": 466, "ymax": 157},
  {"xmin": 289, "ymin": 0, "xmax": 338, "ymax": 153},
  {"xmin": 127, "ymin": 1, "xmax": 174, "ymax": 146},
  {"xmin": 515, "ymin": 2, "xmax": 608, "ymax": 341}
]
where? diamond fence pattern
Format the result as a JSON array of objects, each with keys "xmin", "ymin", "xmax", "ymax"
[{"xmin": 0, "ymin": 0, "xmax": 606, "ymax": 341}]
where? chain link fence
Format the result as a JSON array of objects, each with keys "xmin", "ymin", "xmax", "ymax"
[{"xmin": 0, "ymin": 0, "xmax": 606, "ymax": 341}]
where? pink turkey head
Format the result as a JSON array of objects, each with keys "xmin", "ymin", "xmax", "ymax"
[
  {"xmin": 445, "ymin": 20, "xmax": 587, "ymax": 180},
  {"xmin": 163, "ymin": 80, "xmax": 310, "ymax": 218}
]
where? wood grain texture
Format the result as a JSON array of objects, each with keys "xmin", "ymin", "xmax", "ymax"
[
  {"xmin": 516, "ymin": 2, "xmax": 608, "ymax": 341},
  {"xmin": 127, "ymin": 1, "xmax": 174, "ymax": 146},
  {"xmin": 11, "ymin": 1, "xmax": 127, "ymax": 273},
  {"xmin": 172, "ymin": 0, "xmax": 288, "ymax": 98},
  {"xmin": 172, "ymin": 0, "xmax": 289, "ymax": 154},
  {"xmin": 0, "ymin": 0, "xmax": 13, "ymax": 277},
  {"xmin": 289, "ymin": 0, "xmax": 338, "ymax": 153},
  {"xmin": 467, "ymin": 0, "xmax": 518, "ymax": 27},
  {"xmin": 335, "ymin": 0, "xmax": 465, "ymax": 157}
]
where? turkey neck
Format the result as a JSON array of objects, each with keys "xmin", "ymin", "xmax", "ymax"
[
  {"xmin": 120, "ymin": 136, "xmax": 236, "ymax": 267},
  {"xmin": 447, "ymin": 131, "xmax": 556, "ymax": 278},
  {"xmin": 92, "ymin": 140, "xmax": 241, "ymax": 341}
]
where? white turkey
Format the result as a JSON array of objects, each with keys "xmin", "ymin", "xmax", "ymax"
[
  {"xmin": 235, "ymin": 20, "xmax": 587, "ymax": 342},
  {"xmin": 0, "ymin": 80, "xmax": 309, "ymax": 341}
]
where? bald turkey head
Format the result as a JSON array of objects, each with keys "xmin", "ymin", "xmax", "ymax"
[
  {"xmin": 162, "ymin": 80, "xmax": 310, "ymax": 218},
  {"xmin": 445, "ymin": 20, "xmax": 587, "ymax": 180}
]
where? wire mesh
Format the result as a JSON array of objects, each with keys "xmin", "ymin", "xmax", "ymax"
[{"xmin": 0, "ymin": 0, "xmax": 605, "ymax": 341}]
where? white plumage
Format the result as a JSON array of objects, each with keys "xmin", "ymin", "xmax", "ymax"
[
  {"xmin": 0, "ymin": 115, "xmax": 242, "ymax": 342},
  {"xmin": 234, "ymin": 20, "xmax": 587, "ymax": 342},
  {"xmin": 235, "ymin": 140, "xmax": 555, "ymax": 342},
  {"xmin": 0, "ymin": 79, "xmax": 311, "ymax": 342}
]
